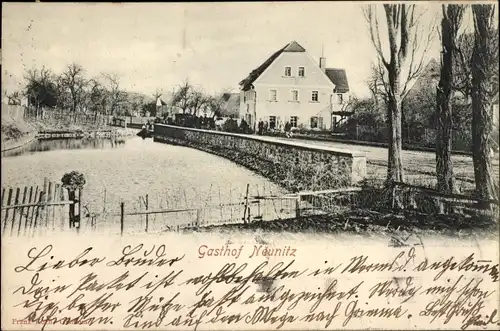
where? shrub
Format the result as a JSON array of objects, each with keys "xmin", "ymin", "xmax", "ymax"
[
  {"xmin": 239, "ymin": 119, "xmax": 252, "ymax": 134},
  {"xmin": 61, "ymin": 171, "xmax": 86, "ymax": 192},
  {"xmin": 223, "ymin": 118, "xmax": 239, "ymax": 133}
]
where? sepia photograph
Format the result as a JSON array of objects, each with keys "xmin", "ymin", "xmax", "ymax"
[{"xmin": 1, "ymin": 2, "xmax": 499, "ymax": 330}]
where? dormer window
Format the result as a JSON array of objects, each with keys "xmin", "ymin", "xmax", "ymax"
[
  {"xmin": 298, "ymin": 67, "xmax": 305, "ymax": 77},
  {"xmin": 284, "ymin": 66, "xmax": 292, "ymax": 77}
]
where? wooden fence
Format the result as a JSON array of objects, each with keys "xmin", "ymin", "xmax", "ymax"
[
  {"xmin": 1, "ymin": 178, "xmax": 80, "ymax": 237},
  {"xmin": 3, "ymin": 178, "xmax": 496, "ymax": 237},
  {"xmin": 97, "ymin": 184, "xmax": 299, "ymax": 235},
  {"xmin": 392, "ymin": 181, "xmax": 499, "ymax": 216}
]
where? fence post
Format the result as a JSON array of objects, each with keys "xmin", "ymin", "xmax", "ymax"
[
  {"xmin": 10, "ymin": 188, "xmax": 21, "ymax": 236},
  {"xmin": 295, "ymin": 196, "xmax": 301, "ymax": 218},
  {"xmin": 2, "ymin": 188, "xmax": 13, "ymax": 233},
  {"xmin": 145, "ymin": 194, "xmax": 149, "ymax": 233},
  {"xmin": 243, "ymin": 184, "xmax": 250, "ymax": 224},
  {"xmin": 120, "ymin": 202, "xmax": 125, "ymax": 236},
  {"xmin": 68, "ymin": 190, "xmax": 76, "ymax": 229}
]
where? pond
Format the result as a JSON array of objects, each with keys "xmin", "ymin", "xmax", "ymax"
[{"xmin": 1, "ymin": 136, "xmax": 289, "ymax": 234}]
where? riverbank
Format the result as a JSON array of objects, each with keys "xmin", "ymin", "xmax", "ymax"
[
  {"xmin": 1, "ymin": 108, "xmax": 138, "ymax": 152},
  {"xmin": 1, "ymin": 105, "xmax": 38, "ymax": 152}
]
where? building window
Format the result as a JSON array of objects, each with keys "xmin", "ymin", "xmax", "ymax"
[
  {"xmin": 270, "ymin": 89, "xmax": 277, "ymax": 101},
  {"xmin": 337, "ymin": 93, "xmax": 343, "ymax": 104},
  {"xmin": 291, "ymin": 90, "xmax": 299, "ymax": 102},
  {"xmin": 310, "ymin": 116, "xmax": 318, "ymax": 128},
  {"xmin": 290, "ymin": 116, "xmax": 298, "ymax": 128},
  {"xmin": 298, "ymin": 67, "xmax": 305, "ymax": 77},
  {"xmin": 311, "ymin": 91, "xmax": 319, "ymax": 102},
  {"xmin": 285, "ymin": 66, "xmax": 292, "ymax": 77},
  {"xmin": 244, "ymin": 95, "xmax": 247, "ymax": 102},
  {"xmin": 269, "ymin": 116, "xmax": 276, "ymax": 129}
]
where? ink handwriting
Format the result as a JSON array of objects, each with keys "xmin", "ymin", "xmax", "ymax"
[{"xmin": 7, "ymin": 244, "xmax": 499, "ymax": 330}]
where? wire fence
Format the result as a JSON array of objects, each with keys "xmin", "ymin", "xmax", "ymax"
[
  {"xmin": 73, "ymin": 182, "xmax": 298, "ymax": 235},
  {"xmin": 3, "ymin": 177, "xmax": 498, "ymax": 237}
]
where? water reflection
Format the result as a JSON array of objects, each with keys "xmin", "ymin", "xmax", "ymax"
[
  {"xmin": 1, "ymin": 136, "xmax": 287, "ymax": 234},
  {"xmin": 2, "ymin": 137, "xmax": 129, "ymax": 157}
]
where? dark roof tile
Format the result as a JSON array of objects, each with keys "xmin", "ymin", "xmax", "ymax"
[
  {"xmin": 325, "ymin": 68, "xmax": 349, "ymax": 93},
  {"xmin": 239, "ymin": 41, "xmax": 349, "ymax": 93},
  {"xmin": 239, "ymin": 41, "xmax": 305, "ymax": 90}
]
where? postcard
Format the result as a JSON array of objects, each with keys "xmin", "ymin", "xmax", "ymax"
[{"xmin": 1, "ymin": 1, "xmax": 499, "ymax": 330}]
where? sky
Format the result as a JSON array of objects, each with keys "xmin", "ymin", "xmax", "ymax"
[{"xmin": 2, "ymin": 2, "xmax": 482, "ymax": 99}]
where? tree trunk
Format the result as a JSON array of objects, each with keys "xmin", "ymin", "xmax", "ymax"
[
  {"xmin": 471, "ymin": 5, "xmax": 497, "ymax": 201},
  {"xmin": 436, "ymin": 5, "xmax": 459, "ymax": 194},
  {"xmin": 386, "ymin": 66, "xmax": 404, "ymax": 184}
]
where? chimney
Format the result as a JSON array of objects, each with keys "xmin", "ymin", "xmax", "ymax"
[
  {"xmin": 319, "ymin": 45, "xmax": 326, "ymax": 72},
  {"xmin": 319, "ymin": 57, "xmax": 326, "ymax": 72}
]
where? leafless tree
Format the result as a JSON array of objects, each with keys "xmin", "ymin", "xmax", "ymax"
[
  {"xmin": 435, "ymin": 4, "xmax": 466, "ymax": 194},
  {"xmin": 363, "ymin": 4, "xmax": 434, "ymax": 186},
  {"xmin": 5, "ymin": 91, "xmax": 21, "ymax": 105},
  {"xmin": 206, "ymin": 89, "xmax": 233, "ymax": 119},
  {"xmin": 87, "ymin": 78, "xmax": 108, "ymax": 122},
  {"xmin": 188, "ymin": 88, "xmax": 209, "ymax": 116},
  {"xmin": 471, "ymin": 4, "xmax": 498, "ymax": 201},
  {"xmin": 367, "ymin": 60, "xmax": 389, "ymax": 108},
  {"xmin": 454, "ymin": 33, "xmax": 475, "ymax": 99},
  {"xmin": 102, "ymin": 72, "xmax": 122, "ymax": 116},
  {"xmin": 60, "ymin": 63, "xmax": 86, "ymax": 121},
  {"xmin": 170, "ymin": 80, "xmax": 192, "ymax": 114}
]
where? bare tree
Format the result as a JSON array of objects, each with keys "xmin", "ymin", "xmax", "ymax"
[
  {"xmin": 60, "ymin": 63, "xmax": 86, "ymax": 121},
  {"xmin": 87, "ymin": 78, "xmax": 108, "ymax": 123},
  {"xmin": 454, "ymin": 33, "xmax": 475, "ymax": 99},
  {"xmin": 102, "ymin": 72, "xmax": 122, "ymax": 116},
  {"xmin": 367, "ymin": 59, "xmax": 389, "ymax": 108},
  {"xmin": 206, "ymin": 89, "xmax": 232, "ymax": 119},
  {"xmin": 188, "ymin": 88, "xmax": 209, "ymax": 116},
  {"xmin": 471, "ymin": 4, "xmax": 498, "ymax": 201},
  {"xmin": 363, "ymin": 4, "xmax": 434, "ymax": 186},
  {"xmin": 170, "ymin": 80, "xmax": 192, "ymax": 114},
  {"xmin": 435, "ymin": 4, "xmax": 466, "ymax": 194},
  {"xmin": 6, "ymin": 91, "xmax": 21, "ymax": 105}
]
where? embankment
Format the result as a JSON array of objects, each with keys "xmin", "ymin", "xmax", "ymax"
[
  {"xmin": 1, "ymin": 105, "xmax": 37, "ymax": 152},
  {"xmin": 1, "ymin": 104, "xmax": 139, "ymax": 152},
  {"xmin": 154, "ymin": 124, "xmax": 367, "ymax": 192}
]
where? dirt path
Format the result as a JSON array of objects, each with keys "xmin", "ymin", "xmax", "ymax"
[{"xmin": 260, "ymin": 135, "xmax": 499, "ymax": 187}]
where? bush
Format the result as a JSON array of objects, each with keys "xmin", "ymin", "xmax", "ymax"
[
  {"xmin": 223, "ymin": 118, "xmax": 239, "ymax": 133},
  {"xmin": 239, "ymin": 119, "xmax": 253, "ymax": 134},
  {"xmin": 61, "ymin": 171, "xmax": 86, "ymax": 192}
]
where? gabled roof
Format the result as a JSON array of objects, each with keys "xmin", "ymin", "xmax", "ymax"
[
  {"xmin": 156, "ymin": 97, "xmax": 167, "ymax": 106},
  {"xmin": 325, "ymin": 68, "xmax": 349, "ymax": 93},
  {"xmin": 239, "ymin": 41, "xmax": 306, "ymax": 91}
]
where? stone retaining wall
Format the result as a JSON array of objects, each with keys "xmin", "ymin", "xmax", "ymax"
[{"xmin": 154, "ymin": 124, "xmax": 366, "ymax": 192}]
